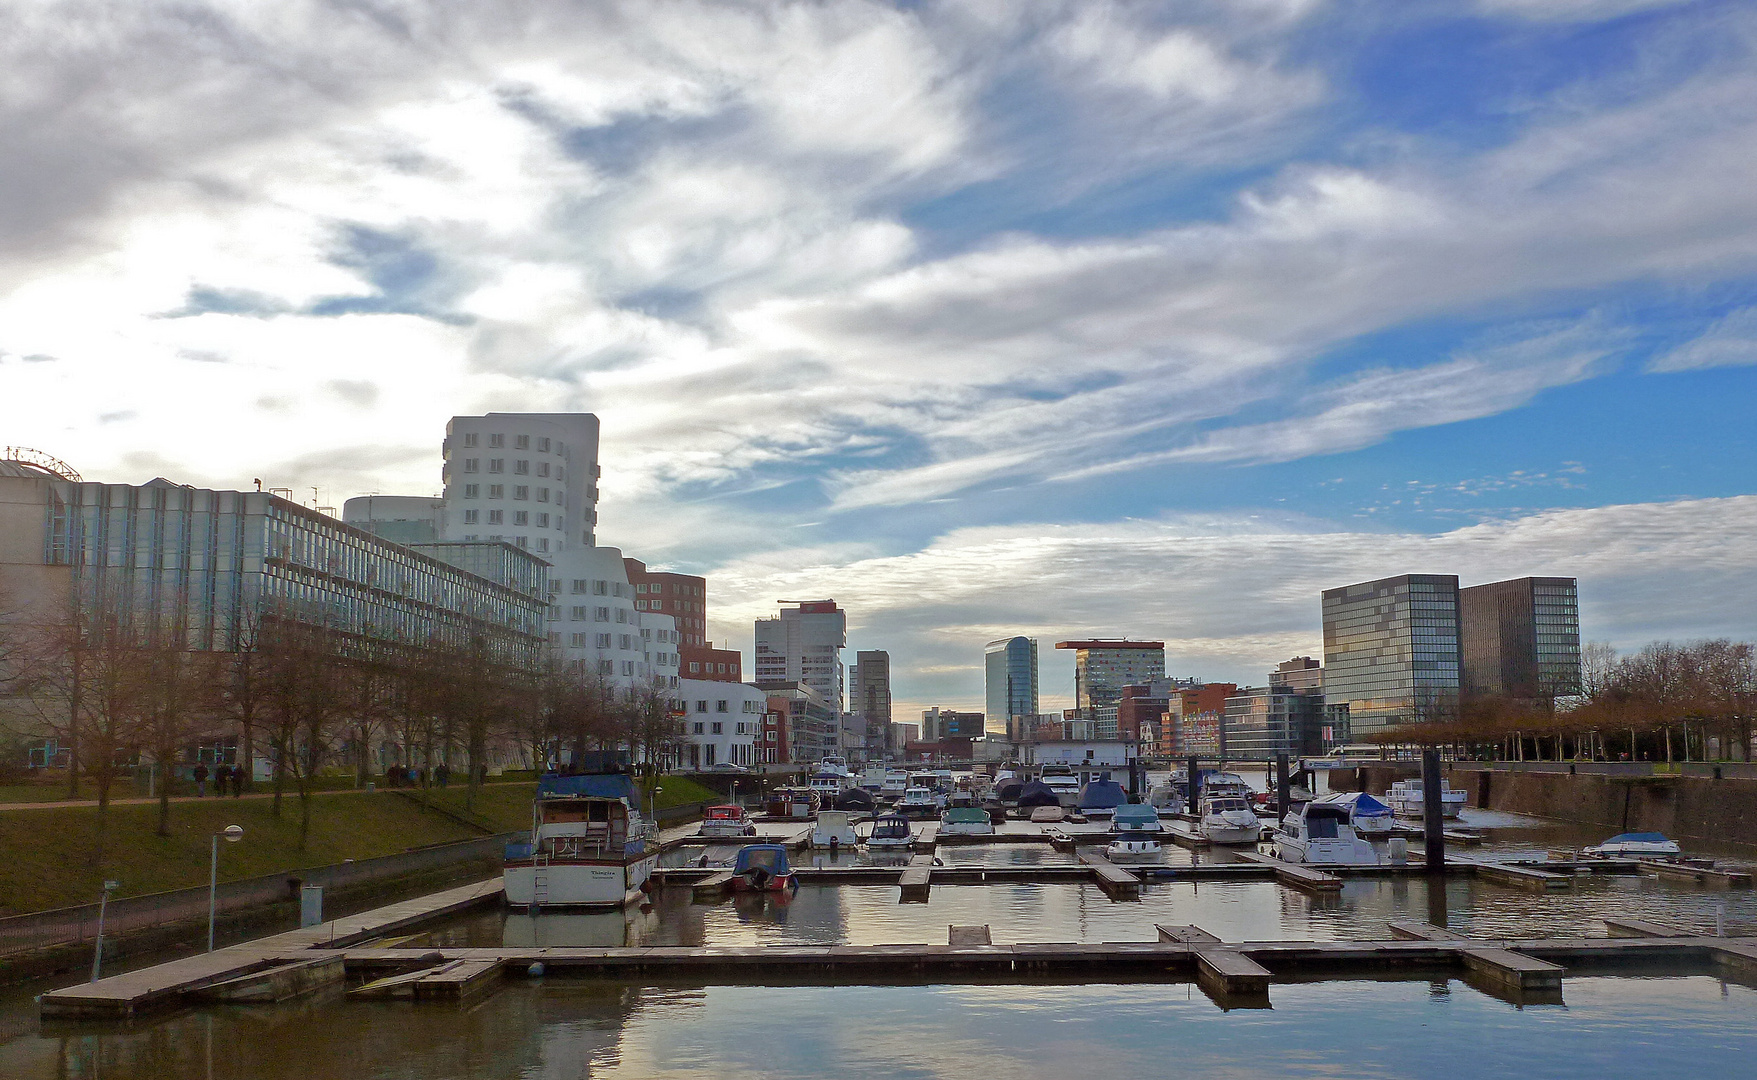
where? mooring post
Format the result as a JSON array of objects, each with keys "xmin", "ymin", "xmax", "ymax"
[
  {"xmin": 1422, "ymin": 749, "xmax": 1445, "ymax": 872},
  {"xmin": 1187, "ymin": 755, "xmax": 1201, "ymax": 806},
  {"xmin": 1275, "ymin": 753, "xmax": 1290, "ymax": 828}
]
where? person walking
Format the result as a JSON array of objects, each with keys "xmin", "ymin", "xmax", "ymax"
[
  {"xmin": 193, "ymin": 763, "xmax": 209, "ymax": 797},
  {"xmin": 233, "ymin": 761, "xmax": 247, "ymax": 797},
  {"xmin": 436, "ymin": 762, "xmax": 449, "ymax": 789},
  {"xmin": 215, "ymin": 764, "xmax": 230, "ymax": 796}
]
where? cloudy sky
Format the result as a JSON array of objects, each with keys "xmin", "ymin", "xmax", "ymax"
[{"xmin": 2, "ymin": 0, "xmax": 1754, "ymax": 716}]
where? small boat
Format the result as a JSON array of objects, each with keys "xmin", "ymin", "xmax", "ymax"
[
  {"xmin": 810, "ymin": 810, "xmax": 859, "ymax": 849},
  {"xmin": 730, "ymin": 844, "xmax": 798, "ymax": 893},
  {"xmin": 1198, "ymin": 795, "xmax": 1263, "ymax": 845},
  {"xmin": 1038, "ymin": 766, "xmax": 1082, "ymax": 808},
  {"xmin": 503, "ymin": 771, "xmax": 659, "ymax": 910},
  {"xmin": 836, "ymin": 786, "xmax": 876, "ymax": 813},
  {"xmin": 897, "ymin": 786, "xmax": 943, "ymax": 817},
  {"xmin": 807, "ymin": 771, "xmax": 848, "ymax": 803},
  {"xmin": 1147, "ymin": 781, "xmax": 1187, "ymax": 816},
  {"xmin": 1109, "ymin": 803, "xmax": 1164, "ymax": 835},
  {"xmin": 1583, "ymin": 832, "xmax": 1684, "ymax": 858},
  {"xmin": 993, "ymin": 777, "xmax": 1025, "ymax": 805},
  {"xmin": 764, "ymin": 786, "xmax": 820, "ymax": 819},
  {"xmin": 1310, "ymin": 791, "xmax": 1394, "ymax": 836},
  {"xmin": 698, "ymin": 804, "xmax": 758, "ymax": 838},
  {"xmin": 1275, "ymin": 801, "xmax": 1379, "ymax": 865},
  {"xmin": 1028, "ymin": 804, "xmax": 1067, "ymax": 823},
  {"xmin": 1387, "ymin": 778, "xmax": 1467, "ymax": 819},
  {"xmin": 880, "ymin": 771, "xmax": 909, "ymax": 800},
  {"xmin": 1077, "ymin": 775, "xmax": 1128, "ymax": 820},
  {"xmin": 818, "ymin": 755, "xmax": 852, "ymax": 777},
  {"xmin": 1104, "ymin": 837, "xmax": 1163, "ymax": 860},
  {"xmin": 1016, "ymin": 780, "xmax": 1060, "ymax": 809},
  {"xmin": 938, "ymin": 806, "xmax": 996, "ymax": 837},
  {"xmin": 866, "ymin": 813, "xmax": 915, "ymax": 850}
]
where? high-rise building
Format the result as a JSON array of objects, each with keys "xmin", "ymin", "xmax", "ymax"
[
  {"xmin": 623, "ymin": 556, "xmax": 733, "ymax": 681},
  {"xmin": 1270, "ymin": 657, "xmax": 1323, "ymax": 693},
  {"xmin": 1459, "ymin": 577, "xmax": 1581, "ymax": 702},
  {"xmin": 1054, "ymin": 640, "xmax": 1166, "ymax": 712},
  {"xmin": 1222, "ymin": 686, "xmax": 1328, "ymax": 758},
  {"xmin": 1322, "ymin": 574, "xmax": 1461, "ymax": 736},
  {"xmin": 754, "ymin": 600, "xmax": 847, "ymax": 713},
  {"xmin": 921, "ymin": 707, "xmax": 984, "ymax": 740},
  {"xmin": 852, "ymin": 651, "xmax": 892, "ymax": 757},
  {"xmin": 984, "ymin": 636, "xmax": 1039, "ymax": 737}
]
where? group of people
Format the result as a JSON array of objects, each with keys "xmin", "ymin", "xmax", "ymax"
[{"xmin": 189, "ymin": 763, "xmax": 248, "ymax": 797}]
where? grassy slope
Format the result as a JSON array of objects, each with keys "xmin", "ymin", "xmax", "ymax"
[{"xmin": 0, "ymin": 775, "xmax": 718, "ymax": 916}]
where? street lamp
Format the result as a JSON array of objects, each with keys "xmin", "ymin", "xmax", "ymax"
[
  {"xmin": 208, "ymin": 824, "xmax": 244, "ymax": 952},
  {"xmin": 90, "ymin": 880, "xmax": 118, "ymax": 983}
]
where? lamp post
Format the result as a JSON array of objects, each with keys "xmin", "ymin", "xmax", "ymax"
[
  {"xmin": 208, "ymin": 824, "xmax": 244, "ymax": 952},
  {"xmin": 90, "ymin": 880, "xmax": 118, "ymax": 983}
]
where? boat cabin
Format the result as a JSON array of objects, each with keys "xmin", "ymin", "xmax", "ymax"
[{"xmin": 733, "ymin": 844, "xmax": 793, "ymax": 876}]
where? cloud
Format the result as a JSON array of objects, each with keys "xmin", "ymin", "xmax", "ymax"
[
  {"xmin": 1648, "ymin": 306, "xmax": 1757, "ymax": 371},
  {"xmin": 1476, "ymin": 0, "xmax": 1699, "ymax": 23}
]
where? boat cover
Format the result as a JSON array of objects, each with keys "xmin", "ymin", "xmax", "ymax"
[
  {"xmin": 1318, "ymin": 791, "xmax": 1391, "ymax": 815},
  {"xmin": 539, "ymin": 772, "xmax": 640, "ymax": 802},
  {"xmin": 734, "ymin": 844, "xmax": 793, "ymax": 875},
  {"xmin": 1016, "ymin": 780, "xmax": 1060, "ymax": 808},
  {"xmin": 1078, "ymin": 778, "xmax": 1128, "ymax": 811},
  {"xmin": 994, "ymin": 779, "xmax": 1024, "ymax": 802},
  {"xmin": 1601, "ymin": 832, "xmax": 1672, "ymax": 844},
  {"xmin": 837, "ymin": 787, "xmax": 876, "ymax": 811}
]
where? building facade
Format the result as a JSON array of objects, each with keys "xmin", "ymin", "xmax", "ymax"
[
  {"xmin": 683, "ymin": 646, "xmax": 742, "ymax": 682},
  {"xmin": 759, "ymin": 681, "xmax": 841, "ymax": 764},
  {"xmin": 1164, "ymin": 683, "xmax": 1237, "ymax": 758},
  {"xmin": 1270, "ymin": 656, "xmax": 1323, "ymax": 693},
  {"xmin": 1322, "ymin": 574, "xmax": 1461, "ymax": 736},
  {"xmin": 1221, "ymin": 687, "xmax": 1327, "ymax": 759},
  {"xmin": 1116, "ymin": 683, "xmax": 1170, "ymax": 743},
  {"xmin": 851, "ymin": 650, "xmax": 891, "ymax": 760},
  {"xmin": 1459, "ymin": 577, "xmax": 1582, "ymax": 702},
  {"xmin": 984, "ymin": 636, "xmax": 1039, "ymax": 738},
  {"xmin": 1055, "ymin": 640, "xmax": 1166, "ymax": 712},
  {"xmin": 921, "ymin": 707, "xmax": 984, "ymax": 740},
  {"xmin": 676, "ymin": 679, "xmax": 764, "ymax": 769},
  {"xmin": 754, "ymin": 601, "xmax": 847, "ymax": 712}
]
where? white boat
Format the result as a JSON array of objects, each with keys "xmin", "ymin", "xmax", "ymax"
[
  {"xmin": 1275, "ymin": 801, "xmax": 1379, "ymax": 865},
  {"xmin": 1147, "ymin": 781, "xmax": 1187, "ymax": 816},
  {"xmin": 1104, "ymin": 838, "xmax": 1163, "ymax": 860},
  {"xmin": 1198, "ymin": 795, "xmax": 1263, "ymax": 845},
  {"xmin": 1583, "ymin": 832, "xmax": 1683, "ymax": 858},
  {"xmin": 504, "ymin": 773, "xmax": 658, "ymax": 909},
  {"xmin": 1201, "ymin": 772, "xmax": 1252, "ymax": 799},
  {"xmin": 809, "ymin": 810, "xmax": 859, "ymax": 849},
  {"xmin": 818, "ymin": 755, "xmax": 852, "ymax": 777},
  {"xmin": 1038, "ymin": 766, "xmax": 1082, "ymax": 808},
  {"xmin": 1309, "ymin": 791, "xmax": 1395, "ymax": 836},
  {"xmin": 880, "ymin": 771, "xmax": 909, "ymax": 800},
  {"xmin": 866, "ymin": 813, "xmax": 915, "ymax": 850},
  {"xmin": 897, "ymin": 786, "xmax": 943, "ymax": 816},
  {"xmin": 807, "ymin": 771, "xmax": 848, "ymax": 803},
  {"xmin": 1109, "ymin": 803, "xmax": 1164, "ymax": 835},
  {"xmin": 938, "ymin": 807, "xmax": 995, "ymax": 837},
  {"xmin": 698, "ymin": 804, "xmax": 758, "ymax": 839},
  {"xmin": 1387, "ymin": 778, "xmax": 1468, "ymax": 819}
]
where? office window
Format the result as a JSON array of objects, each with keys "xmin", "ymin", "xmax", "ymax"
[
  {"xmin": 716, "ymin": 700, "xmax": 729, "ymax": 713},
  {"xmin": 694, "ymin": 723, "xmax": 705, "ymax": 735},
  {"xmin": 696, "ymin": 701, "xmax": 709, "ymax": 712},
  {"xmin": 463, "ymin": 484, "xmax": 479, "ymax": 498},
  {"xmin": 514, "ymin": 486, "xmax": 528, "ymax": 500},
  {"xmin": 463, "ymin": 509, "xmax": 478, "ymax": 524},
  {"xmin": 463, "ymin": 458, "xmax": 479, "ymax": 473},
  {"xmin": 537, "ymin": 488, "xmax": 549, "ymax": 503},
  {"xmin": 488, "ymin": 433, "xmax": 504, "ymax": 448},
  {"xmin": 615, "ymin": 609, "xmax": 627, "ymax": 624},
  {"xmin": 594, "ymin": 607, "xmax": 609, "ymax": 621},
  {"xmin": 537, "ymin": 462, "xmax": 550, "ymax": 478},
  {"xmin": 489, "ymin": 458, "xmax": 504, "ymax": 473},
  {"xmin": 711, "ymin": 722, "xmax": 723, "ymax": 735},
  {"xmin": 463, "ymin": 432, "xmax": 478, "ymax": 447},
  {"xmin": 596, "ymin": 633, "xmax": 612, "ymax": 648},
  {"xmin": 537, "ymin": 513, "xmax": 549, "ymax": 528},
  {"xmin": 488, "ymin": 484, "xmax": 503, "ymax": 499},
  {"xmin": 622, "ymin": 661, "xmax": 634, "ymax": 676},
  {"xmin": 689, "ymin": 662, "xmax": 700, "ymax": 673},
  {"xmin": 487, "ymin": 510, "xmax": 503, "ymax": 524},
  {"xmin": 515, "ymin": 536, "xmax": 527, "ymax": 549},
  {"xmin": 593, "ymin": 581, "xmax": 608, "ymax": 595},
  {"xmin": 538, "ymin": 538, "xmax": 548, "ymax": 552},
  {"xmin": 569, "ymin": 633, "xmax": 587, "ymax": 647},
  {"xmin": 538, "ymin": 437, "xmax": 551, "ymax": 452},
  {"xmin": 570, "ymin": 606, "xmax": 586, "ymax": 620},
  {"xmin": 571, "ymin": 579, "xmax": 587, "ymax": 594},
  {"xmin": 515, "ymin": 459, "xmax": 529, "ymax": 475},
  {"xmin": 599, "ymin": 660, "xmax": 614, "ymax": 675},
  {"xmin": 514, "ymin": 511, "xmax": 529, "ymax": 526},
  {"xmin": 619, "ymin": 634, "xmax": 632, "ymax": 650},
  {"xmin": 548, "ymin": 631, "xmax": 561, "ymax": 645}
]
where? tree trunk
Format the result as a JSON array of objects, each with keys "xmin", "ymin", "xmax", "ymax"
[{"xmin": 156, "ymin": 759, "xmax": 172, "ymax": 837}]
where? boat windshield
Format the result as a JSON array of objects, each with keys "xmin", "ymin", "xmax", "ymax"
[
  {"xmin": 944, "ymin": 809, "xmax": 987, "ymax": 824},
  {"xmin": 873, "ymin": 819, "xmax": 911, "ymax": 838},
  {"xmin": 1209, "ymin": 798, "xmax": 1250, "ymax": 813},
  {"xmin": 705, "ymin": 806, "xmax": 742, "ymax": 820},
  {"xmin": 1307, "ymin": 815, "xmax": 1339, "ymax": 839},
  {"xmin": 738, "ymin": 848, "xmax": 784, "ymax": 872}
]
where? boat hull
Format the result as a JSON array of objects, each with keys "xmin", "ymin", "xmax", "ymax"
[
  {"xmin": 1201, "ymin": 820, "xmax": 1263, "ymax": 845},
  {"xmin": 1274, "ymin": 836, "xmax": 1378, "ymax": 865},
  {"xmin": 505, "ymin": 856, "xmax": 656, "ymax": 909}
]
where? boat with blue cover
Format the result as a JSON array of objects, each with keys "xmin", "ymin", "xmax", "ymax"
[
  {"xmin": 1077, "ymin": 775, "xmax": 1128, "ymax": 819},
  {"xmin": 731, "ymin": 844, "xmax": 799, "ymax": 893},
  {"xmin": 1310, "ymin": 791, "xmax": 1395, "ymax": 836}
]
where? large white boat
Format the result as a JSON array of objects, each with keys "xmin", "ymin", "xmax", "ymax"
[
  {"xmin": 1583, "ymin": 832, "xmax": 1683, "ymax": 858},
  {"xmin": 807, "ymin": 771, "xmax": 849, "ymax": 803},
  {"xmin": 1198, "ymin": 794, "xmax": 1264, "ymax": 845},
  {"xmin": 1147, "ymin": 781, "xmax": 1187, "ymax": 816},
  {"xmin": 810, "ymin": 810, "xmax": 859, "ymax": 848},
  {"xmin": 1038, "ymin": 765, "xmax": 1082, "ymax": 808},
  {"xmin": 1309, "ymin": 791, "xmax": 1395, "ymax": 836},
  {"xmin": 1201, "ymin": 772, "xmax": 1252, "ymax": 799},
  {"xmin": 880, "ymin": 772, "xmax": 909, "ymax": 800},
  {"xmin": 1275, "ymin": 801, "xmax": 1379, "ymax": 865},
  {"xmin": 897, "ymin": 786, "xmax": 944, "ymax": 817},
  {"xmin": 504, "ymin": 773, "xmax": 659, "ymax": 910},
  {"xmin": 866, "ymin": 812, "xmax": 915, "ymax": 850},
  {"xmin": 1387, "ymin": 778, "xmax": 1468, "ymax": 819}
]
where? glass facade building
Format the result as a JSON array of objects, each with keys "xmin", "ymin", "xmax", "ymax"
[
  {"xmin": 1321, "ymin": 574, "xmax": 1461, "ymax": 736},
  {"xmin": 1459, "ymin": 576, "xmax": 1582, "ymax": 701},
  {"xmin": 984, "ymin": 636, "xmax": 1038, "ymax": 737},
  {"xmin": 1055, "ymin": 640, "xmax": 1165, "ymax": 712},
  {"xmin": 1221, "ymin": 687, "xmax": 1327, "ymax": 759},
  {"xmin": 40, "ymin": 480, "xmax": 549, "ymax": 668}
]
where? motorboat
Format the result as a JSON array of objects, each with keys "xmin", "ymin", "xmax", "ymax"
[
  {"xmin": 836, "ymin": 786, "xmax": 876, "ymax": 813},
  {"xmin": 1387, "ymin": 778, "xmax": 1468, "ymax": 819},
  {"xmin": 1310, "ymin": 791, "xmax": 1395, "ymax": 836},
  {"xmin": 504, "ymin": 772, "xmax": 659, "ymax": 910},
  {"xmin": 810, "ymin": 810, "xmax": 859, "ymax": 849},
  {"xmin": 698, "ymin": 804, "xmax": 758, "ymax": 839},
  {"xmin": 861, "ymin": 767, "xmax": 890, "ymax": 791},
  {"xmin": 1198, "ymin": 795, "xmax": 1263, "ymax": 845},
  {"xmin": 1028, "ymin": 804, "xmax": 1067, "ymax": 823},
  {"xmin": 866, "ymin": 813, "xmax": 915, "ymax": 850},
  {"xmin": 1077, "ymin": 775, "xmax": 1129, "ymax": 820},
  {"xmin": 764, "ymin": 786, "xmax": 821, "ymax": 819},
  {"xmin": 1203, "ymin": 772, "xmax": 1252, "ymax": 799},
  {"xmin": 880, "ymin": 772, "xmax": 909, "ymax": 800},
  {"xmin": 938, "ymin": 806, "xmax": 996, "ymax": 837},
  {"xmin": 993, "ymin": 776, "xmax": 1025, "ymax": 805},
  {"xmin": 1147, "ymin": 781, "xmax": 1187, "ymax": 816},
  {"xmin": 730, "ymin": 844, "xmax": 798, "ymax": 893},
  {"xmin": 1038, "ymin": 766, "xmax": 1082, "ymax": 808},
  {"xmin": 1274, "ymin": 801, "xmax": 1379, "ymax": 865},
  {"xmin": 1104, "ymin": 837, "xmax": 1163, "ymax": 861},
  {"xmin": 1583, "ymin": 832, "xmax": 1684, "ymax": 858},
  {"xmin": 897, "ymin": 786, "xmax": 943, "ymax": 816},
  {"xmin": 818, "ymin": 755, "xmax": 852, "ymax": 777},
  {"xmin": 1110, "ymin": 803, "xmax": 1164, "ymax": 835},
  {"xmin": 1016, "ymin": 780, "xmax": 1060, "ymax": 810},
  {"xmin": 807, "ymin": 771, "xmax": 848, "ymax": 803}
]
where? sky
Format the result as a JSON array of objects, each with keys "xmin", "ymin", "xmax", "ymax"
[{"xmin": 2, "ymin": 0, "xmax": 1754, "ymax": 718}]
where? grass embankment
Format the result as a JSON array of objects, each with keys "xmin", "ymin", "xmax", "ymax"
[{"xmin": 0, "ymin": 775, "xmax": 718, "ymax": 916}]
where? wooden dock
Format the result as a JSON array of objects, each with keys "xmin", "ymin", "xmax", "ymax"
[
  {"xmin": 1231, "ymin": 850, "xmax": 1343, "ymax": 893},
  {"xmin": 1604, "ymin": 917, "xmax": 1700, "ymax": 938},
  {"xmin": 1457, "ymin": 859, "xmax": 1574, "ymax": 892},
  {"xmin": 1387, "ymin": 920, "xmax": 1466, "ymax": 941},
  {"xmin": 1638, "ymin": 860, "xmax": 1754, "ymax": 888},
  {"xmin": 899, "ymin": 854, "xmax": 934, "ymax": 903},
  {"xmin": 1076, "ymin": 851, "xmax": 1141, "ymax": 901}
]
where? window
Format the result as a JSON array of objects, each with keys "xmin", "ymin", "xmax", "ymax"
[
  {"xmin": 537, "ymin": 513, "xmax": 549, "ymax": 528},
  {"xmin": 538, "ymin": 538, "xmax": 549, "ymax": 552},
  {"xmin": 570, "ymin": 633, "xmax": 587, "ymax": 647},
  {"xmin": 488, "ymin": 510, "xmax": 503, "ymax": 524},
  {"xmin": 594, "ymin": 607, "xmax": 609, "ymax": 621},
  {"xmin": 716, "ymin": 700, "xmax": 729, "ymax": 713},
  {"xmin": 693, "ymin": 723, "xmax": 705, "ymax": 735},
  {"xmin": 489, "ymin": 433, "xmax": 505, "ymax": 448},
  {"xmin": 463, "ymin": 458, "xmax": 479, "ymax": 473},
  {"xmin": 619, "ymin": 634, "xmax": 632, "ymax": 650},
  {"xmin": 537, "ymin": 488, "xmax": 549, "ymax": 503},
  {"xmin": 615, "ymin": 609, "xmax": 627, "ymax": 624},
  {"xmin": 514, "ymin": 486, "xmax": 528, "ymax": 500},
  {"xmin": 593, "ymin": 581, "xmax": 608, "ymax": 595},
  {"xmin": 489, "ymin": 459, "xmax": 504, "ymax": 473},
  {"xmin": 689, "ymin": 662, "xmax": 700, "ymax": 673},
  {"xmin": 711, "ymin": 722, "xmax": 723, "ymax": 735},
  {"xmin": 538, "ymin": 437, "xmax": 550, "ymax": 452},
  {"xmin": 463, "ymin": 509, "xmax": 478, "ymax": 524},
  {"xmin": 463, "ymin": 484, "xmax": 479, "ymax": 498},
  {"xmin": 463, "ymin": 432, "xmax": 478, "ymax": 447},
  {"xmin": 596, "ymin": 633, "xmax": 612, "ymax": 648},
  {"xmin": 696, "ymin": 701, "xmax": 709, "ymax": 712},
  {"xmin": 515, "ymin": 536, "xmax": 527, "ymax": 549},
  {"xmin": 571, "ymin": 579, "xmax": 587, "ymax": 594},
  {"xmin": 537, "ymin": 462, "xmax": 550, "ymax": 478},
  {"xmin": 488, "ymin": 484, "xmax": 503, "ymax": 498},
  {"xmin": 514, "ymin": 459, "xmax": 530, "ymax": 476},
  {"xmin": 515, "ymin": 434, "xmax": 529, "ymax": 449},
  {"xmin": 599, "ymin": 660, "xmax": 614, "ymax": 675},
  {"xmin": 570, "ymin": 606, "xmax": 587, "ymax": 620},
  {"xmin": 549, "ymin": 631, "xmax": 561, "ymax": 645},
  {"xmin": 622, "ymin": 661, "xmax": 634, "ymax": 676}
]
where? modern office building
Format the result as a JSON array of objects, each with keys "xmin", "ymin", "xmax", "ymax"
[
  {"xmin": 1270, "ymin": 657, "xmax": 1323, "ymax": 693},
  {"xmin": 984, "ymin": 636, "xmax": 1039, "ymax": 738},
  {"xmin": 676, "ymin": 679, "xmax": 764, "ymax": 769},
  {"xmin": 1055, "ymin": 640, "xmax": 1166, "ymax": 712},
  {"xmin": 683, "ymin": 645, "xmax": 742, "ymax": 682},
  {"xmin": 1115, "ymin": 682, "xmax": 1170, "ymax": 743},
  {"xmin": 851, "ymin": 650, "xmax": 892, "ymax": 757},
  {"xmin": 1222, "ymin": 686, "xmax": 1327, "ymax": 759},
  {"xmin": 759, "ymin": 680, "xmax": 841, "ymax": 764},
  {"xmin": 342, "ymin": 495, "xmax": 443, "ymax": 545},
  {"xmin": 1163, "ymin": 683, "xmax": 1237, "ymax": 758},
  {"xmin": 1459, "ymin": 577, "xmax": 1582, "ymax": 702},
  {"xmin": 1321, "ymin": 574, "xmax": 1461, "ymax": 736},
  {"xmin": 921, "ymin": 707, "xmax": 984, "ymax": 740},
  {"xmin": 754, "ymin": 600, "xmax": 847, "ymax": 713}
]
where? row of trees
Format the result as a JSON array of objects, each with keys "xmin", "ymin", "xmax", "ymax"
[
  {"xmin": 0, "ymin": 588, "xmax": 690, "ymax": 863},
  {"xmin": 1373, "ymin": 639, "xmax": 1757, "ymax": 762}
]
